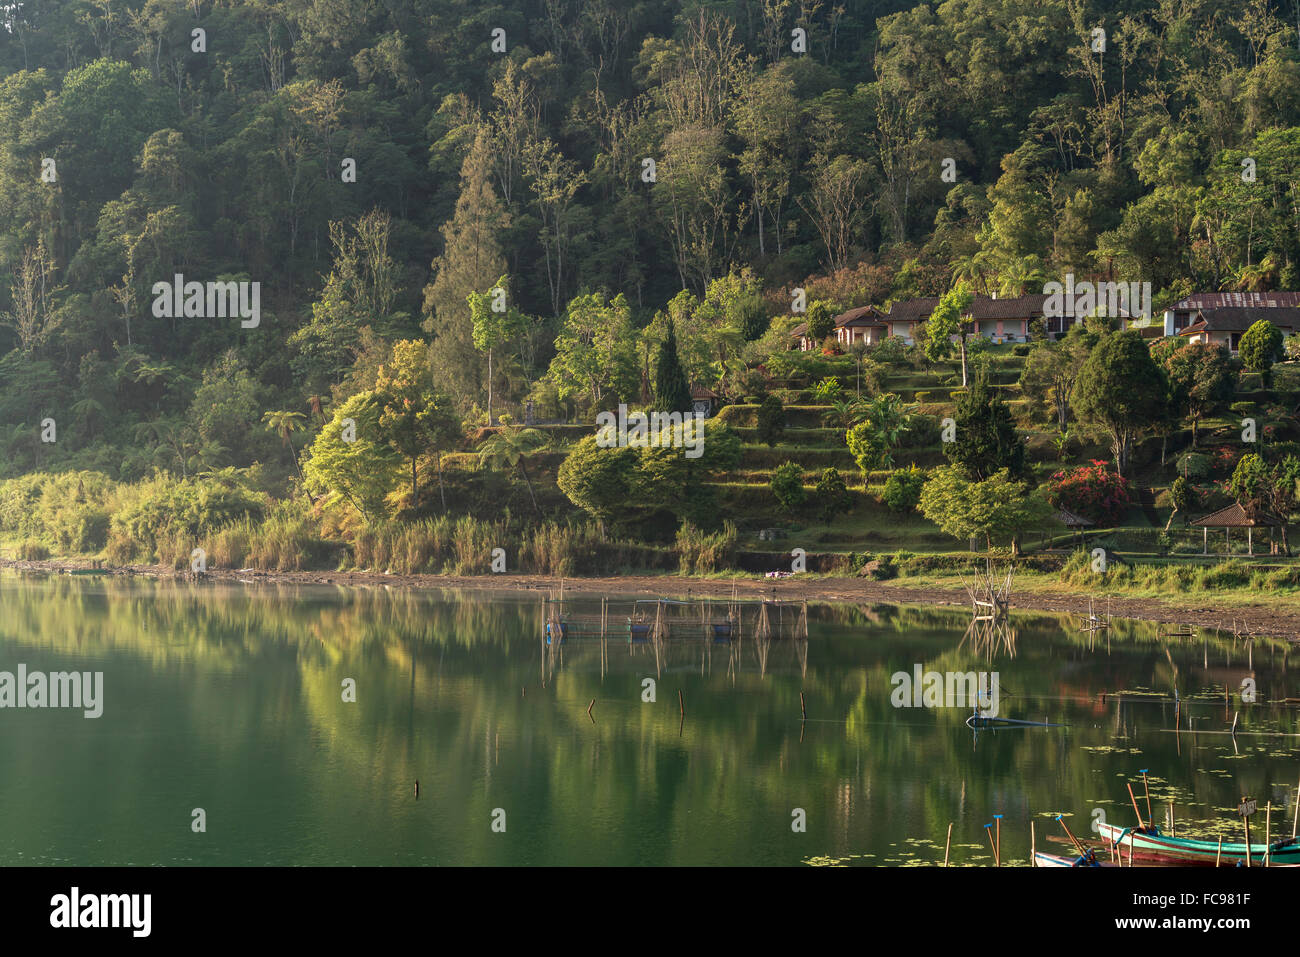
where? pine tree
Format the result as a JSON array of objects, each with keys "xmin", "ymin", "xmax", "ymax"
[
  {"xmin": 423, "ymin": 127, "xmax": 509, "ymax": 412},
  {"xmin": 945, "ymin": 364, "xmax": 1026, "ymax": 481},
  {"xmin": 654, "ymin": 320, "xmax": 693, "ymax": 414}
]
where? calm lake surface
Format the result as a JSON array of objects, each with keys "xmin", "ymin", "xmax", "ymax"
[{"xmin": 1, "ymin": 571, "xmax": 1297, "ymax": 866}]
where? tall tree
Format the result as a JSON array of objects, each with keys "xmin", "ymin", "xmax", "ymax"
[
  {"xmin": 1071, "ymin": 332, "xmax": 1169, "ymax": 477},
  {"xmin": 423, "ymin": 127, "xmax": 509, "ymax": 411},
  {"xmin": 946, "ymin": 364, "xmax": 1026, "ymax": 481},
  {"xmin": 654, "ymin": 320, "xmax": 693, "ymax": 414}
]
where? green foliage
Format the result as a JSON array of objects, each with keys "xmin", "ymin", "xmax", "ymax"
[
  {"xmin": 675, "ymin": 521, "xmax": 738, "ymax": 575},
  {"xmin": 814, "ymin": 466, "xmax": 851, "ymax": 521},
  {"xmin": 925, "ymin": 284, "xmax": 972, "ymax": 365},
  {"xmin": 1239, "ymin": 319, "xmax": 1284, "ymax": 374},
  {"xmin": 945, "ymin": 365, "xmax": 1025, "ymax": 479},
  {"xmin": 756, "ymin": 395, "xmax": 786, "ymax": 447},
  {"xmin": 881, "ymin": 466, "xmax": 925, "ymax": 513},
  {"xmin": 303, "ymin": 392, "xmax": 403, "ymax": 522},
  {"xmin": 654, "ymin": 320, "xmax": 693, "ymax": 414},
  {"xmin": 1071, "ymin": 332, "xmax": 1169, "ymax": 476},
  {"xmin": 846, "ymin": 393, "xmax": 910, "ymax": 474},
  {"xmin": 812, "ymin": 376, "xmax": 843, "ymax": 400},
  {"xmin": 805, "ymin": 301, "xmax": 835, "ymax": 342},
  {"xmin": 1170, "ymin": 476, "xmax": 1196, "ymax": 515},
  {"xmin": 918, "ymin": 466, "xmax": 1050, "ymax": 552},
  {"xmin": 770, "ymin": 461, "xmax": 806, "ymax": 512}
]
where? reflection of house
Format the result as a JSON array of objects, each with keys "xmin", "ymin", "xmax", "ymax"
[
  {"xmin": 690, "ymin": 385, "xmax": 718, "ymax": 418},
  {"xmin": 1177, "ymin": 303, "xmax": 1300, "ymax": 354},
  {"xmin": 1160, "ymin": 292, "xmax": 1300, "ymax": 340}
]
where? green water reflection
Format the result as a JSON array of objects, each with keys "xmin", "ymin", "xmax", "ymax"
[{"xmin": 0, "ymin": 572, "xmax": 1296, "ymax": 866}]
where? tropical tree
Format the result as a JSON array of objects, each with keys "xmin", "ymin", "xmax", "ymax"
[
  {"xmin": 925, "ymin": 283, "xmax": 974, "ymax": 386},
  {"xmin": 261, "ymin": 410, "xmax": 309, "ymax": 500},
  {"xmin": 477, "ymin": 427, "xmax": 548, "ymax": 516}
]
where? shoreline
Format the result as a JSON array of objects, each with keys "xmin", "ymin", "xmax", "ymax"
[{"xmin": 3, "ymin": 556, "xmax": 1297, "ymax": 641}]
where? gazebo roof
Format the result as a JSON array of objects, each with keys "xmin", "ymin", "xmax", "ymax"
[
  {"xmin": 1190, "ymin": 502, "xmax": 1280, "ymax": 528},
  {"xmin": 1053, "ymin": 508, "xmax": 1094, "ymax": 528}
]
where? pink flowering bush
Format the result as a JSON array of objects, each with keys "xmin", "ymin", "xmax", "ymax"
[{"xmin": 1046, "ymin": 460, "xmax": 1132, "ymax": 525}]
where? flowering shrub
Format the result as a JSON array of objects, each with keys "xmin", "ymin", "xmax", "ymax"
[
  {"xmin": 1211, "ymin": 445, "xmax": 1238, "ymax": 474},
  {"xmin": 1046, "ymin": 460, "xmax": 1132, "ymax": 525}
]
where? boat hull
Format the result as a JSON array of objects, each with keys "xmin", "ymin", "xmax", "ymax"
[
  {"xmin": 1034, "ymin": 850, "xmax": 1114, "ymax": 868},
  {"xmin": 1097, "ymin": 821, "xmax": 1300, "ymax": 865}
]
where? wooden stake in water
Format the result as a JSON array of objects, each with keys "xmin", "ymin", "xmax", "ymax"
[
  {"xmin": 1139, "ymin": 769, "xmax": 1154, "ymax": 824},
  {"xmin": 1243, "ymin": 804, "xmax": 1252, "ymax": 868},
  {"xmin": 587, "ymin": 699, "xmax": 595, "ymax": 723},
  {"xmin": 993, "ymin": 814, "xmax": 1002, "ymax": 867},
  {"xmin": 1293, "ymin": 772, "xmax": 1300, "ymax": 839},
  {"xmin": 1216, "ymin": 836, "xmax": 1223, "ymax": 867},
  {"xmin": 944, "ymin": 823, "xmax": 952, "ymax": 867},
  {"xmin": 1030, "ymin": 820, "xmax": 1036, "ymax": 867},
  {"xmin": 800, "ymin": 691, "xmax": 806, "ymax": 719},
  {"xmin": 1126, "ymin": 782, "xmax": 1146, "ymax": 828},
  {"xmin": 1265, "ymin": 802, "xmax": 1272, "ymax": 867},
  {"xmin": 984, "ymin": 824, "xmax": 997, "ymax": 866}
]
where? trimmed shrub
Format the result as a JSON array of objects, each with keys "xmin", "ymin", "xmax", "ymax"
[
  {"xmin": 881, "ymin": 465, "xmax": 925, "ymax": 513},
  {"xmin": 770, "ymin": 461, "xmax": 806, "ymax": 512}
]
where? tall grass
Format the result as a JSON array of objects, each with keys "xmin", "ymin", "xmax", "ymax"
[{"xmin": 675, "ymin": 521, "xmax": 738, "ymax": 575}]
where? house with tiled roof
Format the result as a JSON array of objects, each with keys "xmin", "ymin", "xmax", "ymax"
[
  {"xmin": 1175, "ymin": 302, "xmax": 1300, "ymax": 354},
  {"xmin": 1157, "ymin": 292, "xmax": 1300, "ymax": 341},
  {"xmin": 882, "ymin": 294, "xmax": 1049, "ymax": 344},
  {"xmin": 832, "ymin": 305, "xmax": 891, "ymax": 347}
]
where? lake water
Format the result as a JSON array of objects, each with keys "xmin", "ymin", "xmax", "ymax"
[{"xmin": 0, "ymin": 571, "xmax": 1296, "ymax": 866}]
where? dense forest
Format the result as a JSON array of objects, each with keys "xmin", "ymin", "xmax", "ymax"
[{"xmin": 2, "ymin": 0, "xmax": 1300, "ymax": 570}]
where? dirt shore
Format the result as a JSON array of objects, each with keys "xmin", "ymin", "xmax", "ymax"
[{"xmin": 5, "ymin": 556, "xmax": 1296, "ymax": 640}]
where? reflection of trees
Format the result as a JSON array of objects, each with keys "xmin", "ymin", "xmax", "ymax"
[{"xmin": 2, "ymin": 573, "xmax": 1297, "ymax": 865}]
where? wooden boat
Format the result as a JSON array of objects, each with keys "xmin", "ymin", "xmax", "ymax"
[
  {"xmin": 1097, "ymin": 821, "xmax": 1300, "ymax": 865},
  {"xmin": 1034, "ymin": 850, "xmax": 1115, "ymax": 868}
]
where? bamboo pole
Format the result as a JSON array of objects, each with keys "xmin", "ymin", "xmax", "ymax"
[
  {"xmin": 1031, "ymin": 820, "xmax": 1036, "ymax": 866},
  {"xmin": 944, "ymin": 823, "xmax": 952, "ymax": 867},
  {"xmin": 1126, "ymin": 782, "xmax": 1146, "ymax": 828},
  {"xmin": 1139, "ymin": 769, "xmax": 1154, "ymax": 824},
  {"xmin": 994, "ymin": 814, "xmax": 1002, "ymax": 867},
  {"xmin": 1293, "ymin": 772, "xmax": 1300, "ymax": 839},
  {"xmin": 1265, "ymin": 803, "xmax": 1272, "ymax": 867},
  {"xmin": 800, "ymin": 691, "xmax": 806, "ymax": 719},
  {"xmin": 1216, "ymin": 836, "xmax": 1223, "ymax": 867},
  {"xmin": 1244, "ymin": 808, "xmax": 1252, "ymax": 868},
  {"xmin": 984, "ymin": 824, "xmax": 997, "ymax": 866}
]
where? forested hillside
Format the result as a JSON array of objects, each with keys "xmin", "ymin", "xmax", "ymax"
[{"xmin": 1, "ymin": 0, "xmax": 1299, "ymax": 569}]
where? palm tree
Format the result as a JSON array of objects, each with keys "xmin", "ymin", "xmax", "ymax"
[
  {"xmin": 476, "ymin": 427, "xmax": 548, "ymax": 517},
  {"xmin": 951, "ymin": 252, "xmax": 991, "ymax": 296},
  {"xmin": 998, "ymin": 254, "xmax": 1048, "ymax": 297},
  {"xmin": 262, "ymin": 410, "xmax": 310, "ymax": 502}
]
